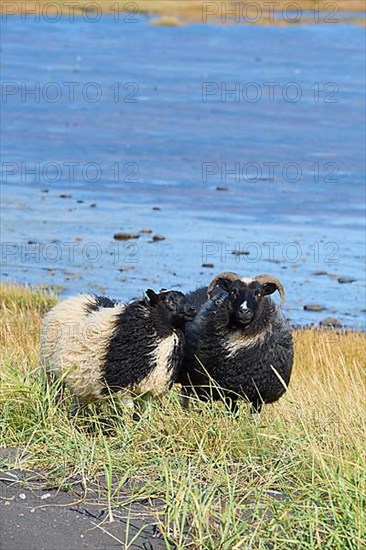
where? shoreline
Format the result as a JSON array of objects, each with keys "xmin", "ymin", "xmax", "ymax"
[
  {"xmin": 2, "ymin": 1, "xmax": 365, "ymax": 26},
  {"xmin": 1, "ymin": 283, "xmax": 365, "ymax": 332}
]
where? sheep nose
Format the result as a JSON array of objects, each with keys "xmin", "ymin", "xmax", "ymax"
[
  {"xmin": 240, "ymin": 301, "xmax": 249, "ymax": 312},
  {"xmin": 185, "ymin": 305, "xmax": 196, "ymax": 318}
]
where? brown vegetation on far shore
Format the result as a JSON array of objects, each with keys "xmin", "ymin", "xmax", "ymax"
[{"xmin": 1, "ymin": 1, "xmax": 365, "ymax": 24}]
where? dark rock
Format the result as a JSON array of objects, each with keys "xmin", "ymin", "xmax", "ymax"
[
  {"xmin": 319, "ymin": 317, "xmax": 343, "ymax": 328},
  {"xmin": 90, "ymin": 203, "xmax": 97, "ymax": 208},
  {"xmin": 152, "ymin": 207, "xmax": 161, "ymax": 211},
  {"xmin": 118, "ymin": 266, "xmax": 136, "ymax": 272},
  {"xmin": 202, "ymin": 263, "xmax": 214, "ymax": 268},
  {"xmin": 41, "ymin": 189, "xmax": 49, "ymax": 193},
  {"xmin": 113, "ymin": 232, "xmax": 140, "ymax": 241},
  {"xmin": 337, "ymin": 276, "xmax": 356, "ymax": 284},
  {"xmin": 76, "ymin": 200, "xmax": 84, "ymax": 204},
  {"xmin": 232, "ymin": 250, "xmax": 250, "ymax": 256},
  {"xmin": 59, "ymin": 194, "xmax": 72, "ymax": 199},
  {"xmin": 216, "ymin": 186, "xmax": 229, "ymax": 191},
  {"xmin": 304, "ymin": 304, "xmax": 326, "ymax": 312},
  {"xmin": 313, "ymin": 270, "xmax": 328, "ymax": 276},
  {"xmin": 0, "ymin": 447, "xmax": 27, "ymax": 463},
  {"xmin": 152, "ymin": 234, "xmax": 166, "ymax": 242}
]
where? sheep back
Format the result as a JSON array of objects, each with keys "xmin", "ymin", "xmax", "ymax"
[{"xmin": 40, "ymin": 296, "xmax": 185, "ymax": 403}]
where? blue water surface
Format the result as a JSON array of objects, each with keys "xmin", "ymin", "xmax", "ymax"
[{"xmin": 1, "ymin": 16, "xmax": 365, "ymax": 327}]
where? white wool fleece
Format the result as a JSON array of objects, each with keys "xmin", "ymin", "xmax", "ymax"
[{"xmin": 40, "ymin": 295, "xmax": 125, "ymax": 402}]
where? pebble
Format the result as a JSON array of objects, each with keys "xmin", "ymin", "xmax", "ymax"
[
  {"xmin": 113, "ymin": 232, "xmax": 140, "ymax": 241},
  {"xmin": 319, "ymin": 317, "xmax": 343, "ymax": 328},
  {"xmin": 19, "ymin": 493, "xmax": 26, "ymax": 500},
  {"xmin": 216, "ymin": 186, "xmax": 229, "ymax": 191},
  {"xmin": 202, "ymin": 263, "xmax": 214, "ymax": 268},
  {"xmin": 140, "ymin": 228, "xmax": 153, "ymax": 234},
  {"xmin": 59, "ymin": 194, "xmax": 72, "ymax": 199},
  {"xmin": 337, "ymin": 276, "xmax": 355, "ymax": 284},
  {"xmin": 303, "ymin": 304, "xmax": 325, "ymax": 312},
  {"xmin": 232, "ymin": 250, "xmax": 250, "ymax": 256}
]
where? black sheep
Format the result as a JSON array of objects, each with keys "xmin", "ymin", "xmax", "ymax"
[{"xmin": 178, "ymin": 272, "xmax": 293, "ymax": 414}]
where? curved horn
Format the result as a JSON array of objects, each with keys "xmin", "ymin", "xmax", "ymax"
[
  {"xmin": 255, "ymin": 274, "xmax": 286, "ymax": 305},
  {"xmin": 207, "ymin": 272, "xmax": 240, "ymax": 298}
]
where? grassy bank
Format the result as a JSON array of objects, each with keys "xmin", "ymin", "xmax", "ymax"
[
  {"xmin": 0, "ymin": 284, "xmax": 365, "ymax": 548},
  {"xmin": 2, "ymin": 1, "xmax": 365, "ymax": 25}
]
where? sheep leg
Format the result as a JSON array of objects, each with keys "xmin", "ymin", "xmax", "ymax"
[
  {"xmin": 250, "ymin": 401, "xmax": 262, "ymax": 415},
  {"xmin": 132, "ymin": 394, "xmax": 152, "ymax": 421},
  {"xmin": 41, "ymin": 367, "xmax": 64, "ymax": 405},
  {"xmin": 121, "ymin": 392, "xmax": 135, "ymax": 411},
  {"xmin": 180, "ymin": 386, "xmax": 191, "ymax": 410},
  {"xmin": 226, "ymin": 397, "xmax": 239, "ymax": 416},
  {"xmin": 70, "ymin": 397, "xmax": 86, "ymax": 418}
]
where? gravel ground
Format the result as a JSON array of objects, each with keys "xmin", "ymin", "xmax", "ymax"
[{"xmin": 0, "ymin": 469, "xmax": 165, "ymax": 550}]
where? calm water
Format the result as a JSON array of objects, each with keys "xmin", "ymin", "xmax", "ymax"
[{"xmin": 1, "ymin": 16, "xmax": 365, "ymax": 327}]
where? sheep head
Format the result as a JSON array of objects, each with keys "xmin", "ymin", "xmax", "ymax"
[
  {"xmin": 206, "ymin": 272, "xmax": 286, "ymax": 328},
  {"xmin": 146, "ymin": 289, "xmax": 197, "ymax": 328}
]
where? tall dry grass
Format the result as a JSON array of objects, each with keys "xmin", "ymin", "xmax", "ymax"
[{"xmin": 0, "ymin": 284, "xmax": 365, "ymax": 548}]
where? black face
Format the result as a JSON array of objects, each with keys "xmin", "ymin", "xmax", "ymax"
[
  {"xmin": 146, "ymin": 289, "xmax": 197, "ymax": 328},
  {"xmin": 226, "ymin": 281, "xmax": 263, "ymax": 327},
  {"xmin": 216, "ymin": 279, "xmax": 277, "ymax": 328}
]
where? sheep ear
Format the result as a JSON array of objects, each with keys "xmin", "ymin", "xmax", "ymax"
[
  {"xmin": 216, "ymin": 278, "xmax": 233, "ymax": 292},
  {"xmin": 207, "ymin": 272, "xmax": 240, "ymax": 298},
  {"xmin": 261, "ymin": 282, "xmax": 278, "ymax": 296},
  {"xmin": 207, "ymin": 277, "xmax": 232, "ymax": 299},
  {"xmin": 146, "ymin": 289, "xmax": 159, "ymax": 305}
]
